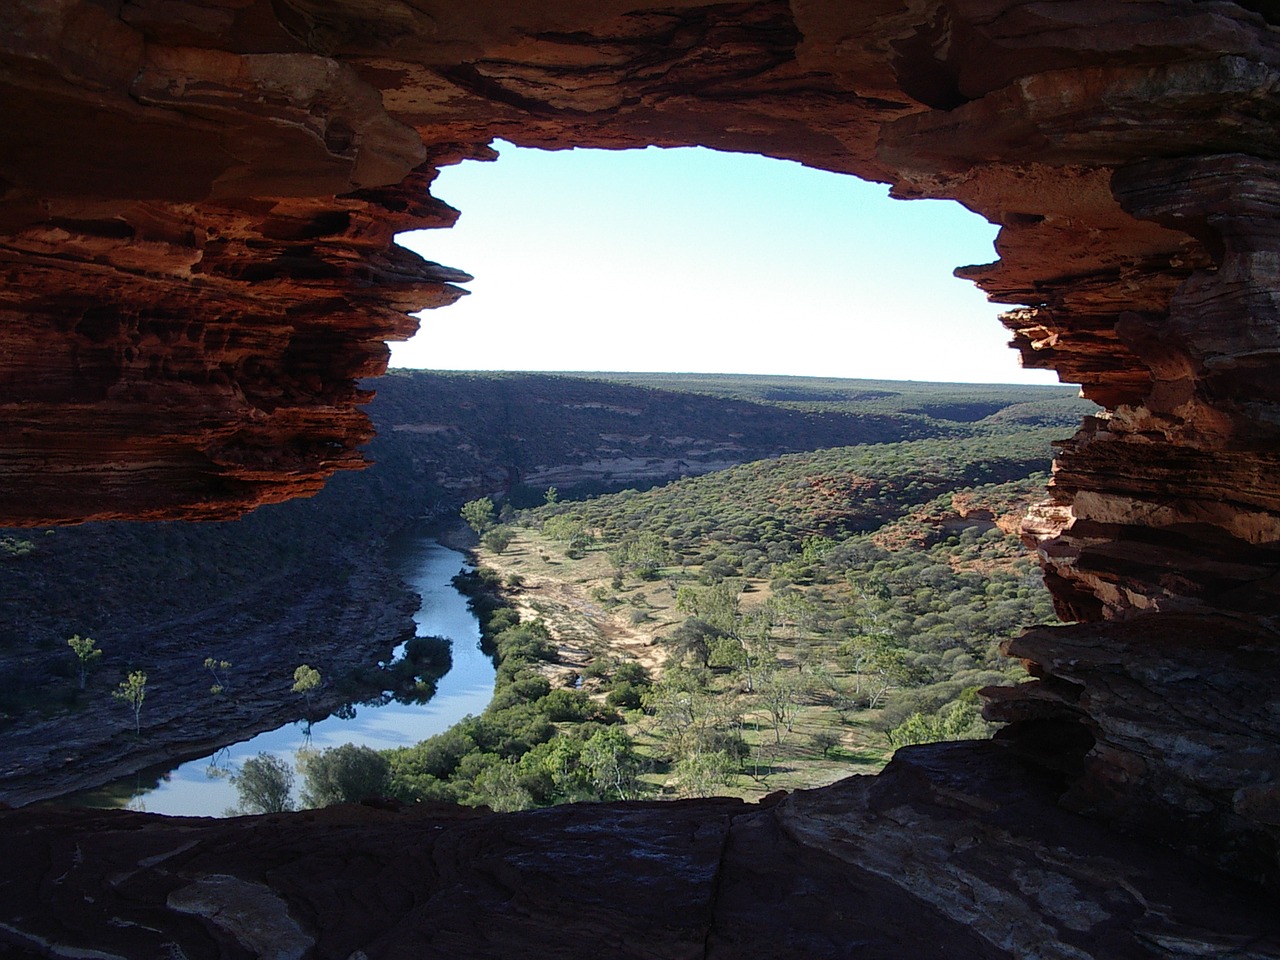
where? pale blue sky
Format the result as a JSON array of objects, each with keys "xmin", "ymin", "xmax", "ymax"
[{"xmin": 393, "ymin": 142, "xmax": 1057, "ymax": 385}]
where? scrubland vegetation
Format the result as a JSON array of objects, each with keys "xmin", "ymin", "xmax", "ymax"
[
  {"xmin": 382, "ymin": 423, "xmax": 1066, "ymax": 809},
  {"xmin": 0, "ymin": 371, "xmax": 1089, "ymax": 810}
]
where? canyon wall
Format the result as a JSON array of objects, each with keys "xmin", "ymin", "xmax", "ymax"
[
  {"xmin": 1, "ymin": 2, "xmax": 1278, "ymax": 955},
  {"xmin": 4, "ymin": 0, "xmax": 1276, "ymax": 617}
]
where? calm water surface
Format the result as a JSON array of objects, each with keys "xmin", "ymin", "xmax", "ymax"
[{"xmin": 73, "ymin": 537, "xmax": 493, "ymax": 816}]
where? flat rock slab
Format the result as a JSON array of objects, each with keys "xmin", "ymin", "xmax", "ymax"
[{"xmin": 2, "ymin": 743, "xmax": 1276, "ymax": 960}]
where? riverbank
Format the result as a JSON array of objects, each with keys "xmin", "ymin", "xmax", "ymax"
[
  {"xmin": 0, "ymin": 556, "xmax": 419, "ymax": 807},
  {"xmin": 64, "ymin": 538, "xmax": 495, "ymax": 816},
  {"xmin": 462, "ymin": 530, "xmax": 669, "ymax": 684}
]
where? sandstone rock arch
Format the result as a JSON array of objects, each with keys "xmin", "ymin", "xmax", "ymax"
[{"xmin": 1, "ymin": 2, "xmax": 1278, "ymax": 955}]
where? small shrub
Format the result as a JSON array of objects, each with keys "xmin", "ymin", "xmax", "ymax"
[
  {"xmin": 299, "ymin": 743, "xmax": 391, "ymax": 807},
  {"xmin": 606, "ymin": 681, "xmax": 645, "ymax": 710},
  {"xmin": 231, "ymin": 753, "xmax": 295, "ymax": 814}
]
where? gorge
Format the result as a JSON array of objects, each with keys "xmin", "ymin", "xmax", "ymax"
[
  {"xmin": 1, "ymin": 2, "xmax": 1279, "ymax": 957},
  {"xmin": 67, "ymin": 536, "xmax": 491, "ymax": 817}
]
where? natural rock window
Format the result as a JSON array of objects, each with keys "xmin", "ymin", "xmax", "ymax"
[
  {"xmin": 391, "ymin": 141, "xmax": 1042, "ymax": 385},
  {"xmin": 0, "ymin": 2, "xmax": 1277, "ymax": 955}
]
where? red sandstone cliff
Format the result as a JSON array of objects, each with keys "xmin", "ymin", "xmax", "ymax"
[{"xmin": 1, "ymin": 2, "xmax": 1279, "ymax": 956}]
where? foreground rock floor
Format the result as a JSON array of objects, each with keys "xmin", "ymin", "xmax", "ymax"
[{"xmin": 3, "ymin": 742, "xmax": 1274, "ymax": 960}]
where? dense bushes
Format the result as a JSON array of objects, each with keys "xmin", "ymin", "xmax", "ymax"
[
  {"xmin": 384, "ymin": 570, "xmax": 638, "ymax": 809},
  {"xmin": 517, "ymin": 423, "xmax": 1062, "ymax": 760},
  {"xmin": 298, "ymin": 744, "xmax": 391, "ymax": 807}
]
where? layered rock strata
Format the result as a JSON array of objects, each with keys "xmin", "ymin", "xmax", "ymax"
[
  {"xmin": 2, "ymin": 744, "xmax": 1275, "ymax": 960},
  {"xmin": 988, "ymin": 614, "xmax": 1280, "ymax": 887},
  {"xmin": 1, "ymin": 0, "xmax": 481, "ymax": 521},
  {"xmin": 2, "ymin": 0, "xmax": 1280, "ymax": 949}
]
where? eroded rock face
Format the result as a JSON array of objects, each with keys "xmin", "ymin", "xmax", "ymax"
[
  {"xmin": 989, "ymin": 614, "xmax": 1280, "ymax": 886},
  {"xmin": 1, "ymin": 0, "xmax": 481, "ymax": 522},
  {"xmin": 3, "ymin": 0, "xmax": 1280, "ymax": 945},
  {"xmin": 2, "ymin": 745, "xmax": 1276, "ymax": 960},
  {"xmin": 3, "ymin": 0, "xmax": 1277, "ymax": 605}
]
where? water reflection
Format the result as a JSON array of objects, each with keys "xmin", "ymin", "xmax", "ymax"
[
  {"xmin": 354, "ymin": 634, "xmax": 454, "ymax": 710},
  {"xmin": 67, "ymin": 538, "xmax": 495, "ymax": 817}
]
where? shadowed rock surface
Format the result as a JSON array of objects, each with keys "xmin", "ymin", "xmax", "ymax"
[
  {"xmin": 1, "ymin": 1, "xmax": 1279, "ymax": 955},
  {"xmin": 3, "ymin": 744, "xmax": 1276, "ymax": 960}
]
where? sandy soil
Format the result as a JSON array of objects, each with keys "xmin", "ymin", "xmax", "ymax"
[
  {"xmin": 471, "ymin": 527, "xmax": 895, "ymax": 796},
  {"xmin": 473, "ymin": 537, "xmax": 669, "ymax": 685}
]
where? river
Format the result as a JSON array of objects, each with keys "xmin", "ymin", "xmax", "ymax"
[{"xmin": 70, "ymin": 537, "xmax": 494, "ymax": 816}]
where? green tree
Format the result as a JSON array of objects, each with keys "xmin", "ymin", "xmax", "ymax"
[
  {"xmin": 672, "ymin": 750, "xmax": 736, "ymax": 798},
  {"xmin": 628, "ymin": 531, "xmax": 671, "ymax": 580},
  {"xmin": 542, "ymin": 514, "xmax": 593, "ymax": 558},
  {"xmin": 676, "ymin": 580, "xmax": 744, "ymax": 638},
  {"xmin": 544, "ymin": 486, "xmax": 558, "ymax": 505},
  {"xmin": 643, "ymin": 667, "xmax": 741, "ymax": 764},
  {"xmin": 292, "ymin": 664, "xmax": 321, "ymax": 698},
  {"xmin": 483, "ymin": 526, "xmax": 514, "ymax": 554},
  {"xmin": 113, "ymin": 670, "xmax": 147, "ymax": 735},
  {"xmin": 231, "ymin": 753, "xmax": 295, "ymax": 814},
  {"xmin": 861, "ymin": 645, "xmax": 914, "ymax": 709},
  {"xmin": 299, "ymin": 743, "xmax": 391, "ymax": 807},
  {"xmin": 67, "ymin": 634, "xmax": 101, "ymax": 690},
  {"xmin": 665, "ymin": 618, "xmax": 717, "ymax": 669},
  {"xmin": 765, "ymin": 591, "xmax": 819, "ymax": 639},
  {"xmin": 811, "ymin": 729, "xmax": 841, "ymax": 758},
  {"xmin": 839, "ymin": 633, "xmax": 914, "ymax": 708},
  {"xmin": 581, "ymin": 727, "xmax": 642, "ymax": 800},
  {"xmin": 886, "ymin": 696, "xmax": 987, "ymax": 748},
  {"xmin": 461, "ymin": 497, "xmax": 496, "ymax": 535},
  {"xmin": 757, "ymin": 666, "xmax": 810, "ymax": 744},
  {"xmin": 609, "ymin": 531, "xmax": 671, "ymax": 581},
  {"xmin": 470, "ymin": 757, "xmax": 534, "ymax": 812},
  {"xmin": 516, "ymin": 735, "xmax": 591, "ymax": 803},
  {"xmin": 542, "ymin": 514, "xmax": 584, "ymax": 542}
]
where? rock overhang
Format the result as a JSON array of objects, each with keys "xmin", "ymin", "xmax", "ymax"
[
  {"xmin": 4, "ymin": 0, "xmax": 1276, "ymax": 621},
  {"xmin": 1, "ymin": 0, "xmax": 1279, "ymax": 923}
]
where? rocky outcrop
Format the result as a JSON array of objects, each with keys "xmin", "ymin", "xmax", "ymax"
[
  {"xmin": 1018, "ymin": 153, "xmax": 1280, "ymax": 623},
  {"xmin": 2, "ymin": 743, "xmax": 1275, "ymax": 960},
  {"xmin": 1, "ymin": 1, "xmax": 1269, "ymax": 529},
  {"xmin": 988, "ymin": 614, "xmax": 1280, "ymax": 887},
  {"xmin": 3, "ymin": 0, "xmax": 1280, "ymax": 951},
  {"xmin": 1, "ymin": 0, "xmax": 479, "ymax": 522},
  {"xmin": 0, "ymin": 165, "xmax": 472, "ymax": 522}
]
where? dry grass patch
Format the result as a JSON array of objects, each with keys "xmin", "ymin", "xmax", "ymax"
[{"xmin": 471, "ymin": 525, "xmax": 900, "ymax": 802}]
